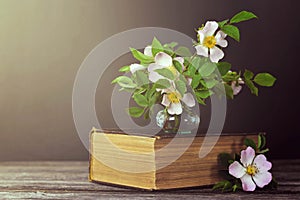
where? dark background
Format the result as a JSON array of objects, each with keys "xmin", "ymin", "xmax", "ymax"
[{"xmin": 0, "ymin": 0, "xmax": 299, "ymax": 160}]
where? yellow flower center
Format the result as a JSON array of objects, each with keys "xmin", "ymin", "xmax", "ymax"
[
  {"xmin": 246, "ymin": 165, "xmax": 258, "ymax": 176},
  {"xmin": 167, "ymin": 92, "xmax": 181, "ymax": 104},
  {"xmin": 203, "ymin": 36, "xmax": 216, "ymax": 48}
]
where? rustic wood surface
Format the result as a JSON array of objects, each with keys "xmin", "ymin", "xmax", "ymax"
[{"xmin": 0, "ymin": 160, "xmax": 299, "ymax": 199}]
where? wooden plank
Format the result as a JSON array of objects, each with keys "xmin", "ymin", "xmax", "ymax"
[
  {"xmin": 0, "ymin": 190, "xmax": 299, "ymax": 200},
  {"xmin": 0, "ymin": 160, "xmax": 299, "ymax": 199}
]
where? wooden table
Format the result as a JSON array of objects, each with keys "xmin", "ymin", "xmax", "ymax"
[{"xmin": 0, "ymin": 160, "xmax": 299, "ymax": 199}]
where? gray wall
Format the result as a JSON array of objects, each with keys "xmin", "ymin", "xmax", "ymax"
[{"xmin": 0, "ymin": 0, "xmax": 298, "ymax": 161}]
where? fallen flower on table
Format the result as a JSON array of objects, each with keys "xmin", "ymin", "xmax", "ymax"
[
  {"xmin": 229, "ymin": 146, "xmax": 272, "ymax": 191},
  {"xmin": 213, "ymin": 134, "xmax": 277, "ymax": 192}
]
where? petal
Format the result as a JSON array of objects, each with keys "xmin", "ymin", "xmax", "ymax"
[
  {"xmin": 130, "ymin": 63, "xmax": 146, "ymax": 74},
  {"xmin": 149, "ymin": 71, "xmax": 164, "ymax": 83},
  {"xmin": 215, "ymin": 31, "xmax": 228, "ymax": 48},
  {"xmin": 240, "ymin": 146, "xmax": 255, "ymax": 167},
  {"xmin": 232, "ymin": 84, "xmax": 242, "ymax": 95},
  {"xmin": 253, "ymin": 154, "xmax": 272, "ymax": 172},
  {"xmin": 240, "ymin": 174, "xmax": 256, "ymax": 191},
  {"xmin": 168, "ymin": 103, "xmax": 182, "ymax": 115},
  {"xmin": 174, "ymin": 57, "xmax": 184, "ymax": 65},
  {"xmin": 187, "ymin": 78, "xmax": 192, "ymax": 85},
  {"xmin": 155, "ymin": 52, "xmax": 172, "ymax": 67},
  {"xmin": 195, "ymin": 45, "xmax": 208, "ymax": 57},
  {"xmin": 161, "ymin": 94, "xmax": 170, "ymax": 107},
  {"xmin": 197, "ymin": 31, "xmax": 205, "ymax": 44},
  {"xmin": 229, "ymin": 161, "xmax": 246, "ymax": 178},
  {"xmin": 216, "ymin": 39, "xmax": 228, "ymax": 48},
  {"xmin": 148, "ymin": 64, "xmax": 166, "ymax": 82},
  {"xmin": 202, "ymin": 21, "xmax": 219, "ymax": 36},
  {"xmin": 238, "ymin": 78, "xmax": 245, "ymax": 84},
  {"xmin": 144, "ymin": 45, "xmax": 152, "ymax": 57},
  {"xmin": 148, "ymin": 63, "xmax": 164, "ymax": 72},
  {"xmin": 253, "ymin": 171, "xmax": 272, "ymax": 188},
  {"xmin": 174, "ymin": 57, "xmax": 185, "ymax": 71},
  {"xmin": 209, "ymin": 46, "xmax": 224, "ymax": 63},
  {"xmin": 216, "ymin": 30, "xmax": 227, "ymax": 38},
  {"xmin": 161, "ymin": 88, "xmax": 170, "ymax": 94},
  {"xmin": 182, "ymin": 93, "xmax": 195, "ymax": 107}
]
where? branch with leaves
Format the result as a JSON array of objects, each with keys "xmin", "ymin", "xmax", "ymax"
[{"xmin": 112, "ymin": 10, "xmax": 277, "ymax": 119}]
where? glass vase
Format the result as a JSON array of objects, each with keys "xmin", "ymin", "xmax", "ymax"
[{"xmin": 156, "ymin": 107, "xmax": 200, "ymax": 134}]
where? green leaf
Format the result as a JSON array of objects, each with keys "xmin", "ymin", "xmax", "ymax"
[
  {"xmin": 135, "ymin": 88, "xmax": 147, "ymax": 94},
  {"xmin": 223, "ymin": 181, "xmax": 233, "ymax": 192},
  {"xmin": 191, "ymin": 74, "xmax": 202, "ymax": 89},
  {"xmin": 173, "ymin": 60, "xmax": 183, "ymax": 73},
  {"xmin": 258, "ymin": 148, "xmax": 269, "ymax": 154},
  {"xmin": 175, "ymin": 46, "xmax": 192, "ymax": 57},
  {"xmin": 244, "ymin": 69, "xmax": 254, "ymax": 80},
  {"xmin": 244, "ymin": 138, "xmax": 257, "ymax": 150},
  {"xmin": 253, "ymin": 73, "xmax": 277, "ymax": 87},
  {"xmin": 119, "ymin": 65, "xmax": 130, "ymax": 72},
  {"xmin": 221, "ymin": 25, "xmax": 240, "ymax": 42},
  {"xmin": 175, "ymin": 80, "xmax": 187, "ymax": 96},
  {"xmin": 164, "ymin": 42, "xmax": 178, "ymax": 49},
  {"xmin": 155, "ymin": 68, "xmax": 175, "ymax": 80},
  {"xmin": 135, "ymin": 70, "xmax": 149, "ymax": 87},
  {"xmin": 217, "ymin": 62, "xmax": 231, "ymax": 76},
  {"xmin": 143, "ymin": 109, "xmax": 150, "ymax": 120},
  {"xmin": 189, "ymin": 56, "xmax": 205, "ymax": 71},
  {"xmin": 179, "ymin": 74, "xmax": 188, "ymax": 84},
  {"xmin": 257, "ymin": 133, "xmax": 267, "ymax": 151},
  {"xmin": 198, "ymin": 61, "xmax": 217, "ymax": 77},
  {"xmin": 212, "ymin": 180, "xmax": 227, "ymax": 191},
  {"xmin": 155, "ymin": 79, "xmax": 171, "ymax": 89},
  {"xmin": 212, "ymin": 180, "xmax": 232, "ymax": 191},
  {"xmin": 245, "ymin": 79, "xmax": 258, "ymax": 96},
  {"xmin": 257, "ymin": 134, "xmax": 262, "ymax": 150},
  {"xmin": 232, "ymin": 182, "xmax": 242, "ymax": 192},
  {"xmin": 149, "ymin": 91, "xmax": 160, "ymax": 105},
  {"xmin": 195, "ymin": 92, "xmax": 206, "ymax": 105},
  {"xmin": 112, "ymin": 76, "xmax": 137, "ymax": 88},
  {"xmin": 119, "ymin": 87, "xmax": 135, "ymax": 93},
  {"xmin": 258, "ymin": 133, "xmax": 266, "ymax": 150},
  {"xmin": 222, "ymin": 71, "xmax": 239, "ymax": 82},
  {"xmin": 130, "ymin": 48, "xmax": 154, "ymax": 64},
  {"xmin": 185, "ymin": 59, "xmax": 198, "ymax": 77},
  {"xmin": 151, "ymin": 37, "xmax": 164, "ymax": 56},
  {"xmin": 163, "ymin": 47, "xmax": 174, "ymax": 55},
  {"xmin": 218, "ymin": 19, "xmax": 229, "ymax": 28},
  {"xmin": 224, "ymin": 84, "xmax": 234, "ymax": 99},
  {"xmin": 202, "ymin": 79, "xmax": 219, "ymax": 89},
  {"xmin": 232, "ymin": 184, "xmax": 238, "ymax": 192},
  {"xmin": 196, "ymin": 90, "xmax": 212, "ymax": 99},
  {"xmin": 145, "ymin": 85, "xmax": 156, "ymax": 100},
  {"xmin": 230, "ymin": 11, "xmax": 258, "ymax": 24},
  {"xmin": 127, "ymin": 107, "xmax": 144, "ymax": 118},
  {"xmin": 133, "ymin": 94, "xmax": 148, "ymax": 107}
]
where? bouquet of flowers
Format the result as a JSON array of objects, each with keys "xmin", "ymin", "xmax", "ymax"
[{"xmin": 112, "ymin": 11, "xmax": 276, "ymax": 129}]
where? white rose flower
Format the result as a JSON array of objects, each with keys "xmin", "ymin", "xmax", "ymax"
[
  {"xmin": 195, "ymin": 21, "xmax": 228, "ymax": 63},
  {"xmin": 161, "ymin": 87, "xmax": 195, "ymax": 115},
  {"xmin": 148, "ymin": 52, "xmax": 184, "ymax": 83}
]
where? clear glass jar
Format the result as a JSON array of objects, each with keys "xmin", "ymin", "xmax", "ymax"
[{"xmin": 156, "ymin": 107, "xmax": 200, "ymax": 134}]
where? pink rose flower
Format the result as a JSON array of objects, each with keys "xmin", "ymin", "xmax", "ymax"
[{"xmin": 229, "ymin": 146, "xmax": 272, "ymax": 191}]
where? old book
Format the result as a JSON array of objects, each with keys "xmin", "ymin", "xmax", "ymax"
[{"xmin": 89, "ymin": 129, "xmax": 258, "ymax": 190}]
